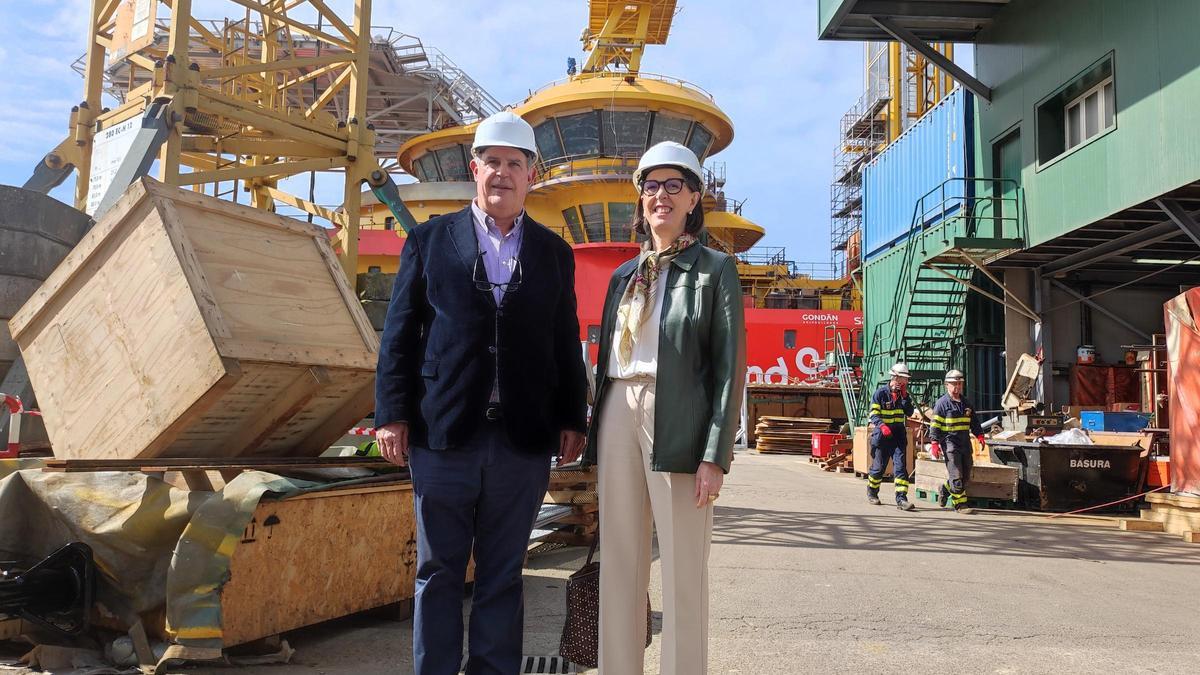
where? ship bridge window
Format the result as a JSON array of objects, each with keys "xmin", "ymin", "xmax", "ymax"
[
  {"xmin": 416, "ymin": 153, "xmax": 441, "ymax": 182},
  {"xmin": 580, "ymin": 203, "xmax": 606, "ymax": 242},
  {"xmin": 434, "ymin": 145, "xmax": 470, "ymax": 182},
  {"xmin": 650, "ymin": 113, "xmax": 692, "ymax": 146},
  {"xmin": 686, "ymin": 123, "xmax": 714, "ymax": 160},
  {"xmin": 601, "ymin": 110, "xmax": 651, "ymax": 158},
  {"xmin": 535, "ymin": 119, "xmax": 565, "ymax": 162},
  {"xmin": 558, "ymin": 112, "xmax": 601, "ymax": 157},
  {"xmin": 608, "ymin": 202, "xmax": 635, "ymax": 241},
  {"xmin": 561, "ymin": 206, "xmax": 586, "ymax": 243}
]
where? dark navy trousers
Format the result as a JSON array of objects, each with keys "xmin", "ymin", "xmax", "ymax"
[
  {"xmin": 867, "ymin": 429, "xmax": 910, "ymax": 504},
  {"xmin": 408, "ymin": 422, "xmax": 552, "ymax": 675}
]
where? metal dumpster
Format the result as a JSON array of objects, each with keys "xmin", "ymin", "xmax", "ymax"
[{"xmin": 988, "ymin": 441, "xmax": 1148, "ymax": 512}]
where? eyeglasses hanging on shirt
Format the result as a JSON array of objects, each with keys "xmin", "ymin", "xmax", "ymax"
[{"xmin": 472, "ymin": 251, "xmax": 523, "ymax": 294}]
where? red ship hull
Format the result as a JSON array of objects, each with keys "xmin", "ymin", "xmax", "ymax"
[{"xmin": 572, "ymin": 243, "xmax": 862, "ymax": 385}]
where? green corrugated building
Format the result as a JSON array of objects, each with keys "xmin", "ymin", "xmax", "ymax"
[{"xmin": 821, "ymin": 0, "xmax": 1200, "ymax": 422}]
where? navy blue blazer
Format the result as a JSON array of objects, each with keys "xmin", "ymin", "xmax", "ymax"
[{"xmin": 374, "ymin": 206, "xmax": 588, "ymax": 453}]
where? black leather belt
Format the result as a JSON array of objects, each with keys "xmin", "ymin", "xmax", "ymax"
[{"xmin": 485, "ymin": 403, "xmax": 503, "ymax": 422}]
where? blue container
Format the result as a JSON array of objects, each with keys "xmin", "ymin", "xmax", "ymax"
[
  {"xmin": 862, "ymin": 88, "xmax": 974, "ymax": 260},
  {"xmin": 1080, "ymin": 411, "xmax": 1151, "ymax": 433}
]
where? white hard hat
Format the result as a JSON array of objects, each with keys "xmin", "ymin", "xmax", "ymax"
[
  {"xmin": 633, "ymin": 141, "xmax": 705, "ymax": 194},
  {"xmin": 471, "ymin": 111, "xmax": 537, "ymax": 156},
  {"xmin": 889, "ymin": 363, "xmax": 911, "ymax": 379},
  {"xmin": 945, "ymin": 369, "xmax": 965, "ymax": 383}
]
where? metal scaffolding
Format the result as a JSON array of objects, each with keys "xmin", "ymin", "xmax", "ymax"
[{"xmin": 46, "ymin": 0, "xmax": 500, "ymax": 279}]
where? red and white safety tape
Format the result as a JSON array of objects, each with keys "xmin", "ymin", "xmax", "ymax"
[
  {"xmin": 347, "ymin": 427, "xmax": 376, "ymax": 437},
  {"xmin": 2, "ymin": 393, "xmax": 41, "ymax": 458}
]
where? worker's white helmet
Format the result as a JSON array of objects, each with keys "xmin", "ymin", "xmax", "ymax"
[
  {"xmin": 471, "ymin": 111, "xmax": 538, "ymax": 157},
  {"xmin": 945, "ymin": 369, "xmax": 965, "ymax": 383},
  {"xmin": 633, "ymin": 141, "xmax": 705, "ymax": 194},
  {"xmin": 889, "ymin": 363, "xmax": 911, "ymax": 379}
]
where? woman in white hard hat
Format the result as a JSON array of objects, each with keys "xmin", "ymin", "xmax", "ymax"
[{"xmin": 582, "ymin": 141, "xmax": 746, "ymax": 674}]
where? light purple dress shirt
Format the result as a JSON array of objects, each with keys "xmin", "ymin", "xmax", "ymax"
[
  {"xmin": 471, "ymin": 200, "xmax": 525, "ymax": 403},
  {"xmin": 470, "ymin": 200, "xmax": 524, "ymax": 305}
]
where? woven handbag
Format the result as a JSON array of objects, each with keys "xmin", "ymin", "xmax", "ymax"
[{"xmin": 558, "ymin": 534, "xmax": 652, "ymax": 667}]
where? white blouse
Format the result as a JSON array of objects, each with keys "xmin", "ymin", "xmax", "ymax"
[{"xmin": 608, "ymin": 268, "xmax": 668, "ymax": 379}]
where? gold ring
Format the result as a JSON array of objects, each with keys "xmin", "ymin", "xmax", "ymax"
[{"xmin": 707, "ymin": 493, "xmax": 719, "ymax": 502}]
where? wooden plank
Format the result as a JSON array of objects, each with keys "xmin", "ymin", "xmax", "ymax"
[
  {"xmin": 220, "ymin": 367, "xmax": 331, "ymax": 456},
  {"xmin": 1119, "ymin": 519, "xmax": 1165, "ymax": 532},
  {"xmin": 287, "ymin": 377, "xmax": 377, "ymax": 457},
  {"xmin": 546, "ymin": 490, "xmax": 598, "ymax": 505},
  {"xmin": 312, "ymin": 235, "xmax": 381, "ymax": 352},
  {"xmin": 214, "ymin": 339, "xmax": 378, "ymax": 371},
  {"xmin": 220, "ymin": 483, "xmax": 417, "ymax": 647},
  {"xmin": 1145, "ymin": 492, "xmax": 1200, "ymax": 509},
  {"xmin": 43, "ymin": 456, "xmax": 394, "ymax": 471},
  {"xmin": 153, "ymin": 197, "xmax": 232, "ymax": 339},
  {"xmin": 1183, "ymin": 531, "xmax": 1199, "ymax": 544},
  {"xmin": 181, "ymin": 471, "xmax": 215, "ymax": 492}
]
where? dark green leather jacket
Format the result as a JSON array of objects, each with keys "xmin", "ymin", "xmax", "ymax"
[{"xmin": 583, "ymin": 244, "xmax": 746, "ymax": 473}]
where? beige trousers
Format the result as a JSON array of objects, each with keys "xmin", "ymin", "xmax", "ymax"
[{"xmin": 597, "ymin": 378, "xmax": 713, "ymax": 675}]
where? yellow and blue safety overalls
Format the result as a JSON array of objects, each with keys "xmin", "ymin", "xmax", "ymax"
[
  {"xmin": 867, "ymin": 384, "xmax": 914, "ymax": 504},
  {"xmin": 929, "ymin": 394, "xmax": 982, "ymax": 509}
]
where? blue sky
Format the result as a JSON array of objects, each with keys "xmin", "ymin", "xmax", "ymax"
[{"xmin": 0, "ymin": 1, "xmax": 945, "ymax": 268}]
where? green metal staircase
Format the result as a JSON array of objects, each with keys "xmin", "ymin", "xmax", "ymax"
[{"xmin": 853, "ymin": 177, "xmax": 1027, "ymax": 427}]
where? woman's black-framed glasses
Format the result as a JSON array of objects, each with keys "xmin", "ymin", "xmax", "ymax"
[
  {"xmin": 473, "ymin": 252, "xmax": 523, "ymax": 293},
  {"xmin": 640, "ymin": 177, "xmax": 686, "ymax": 196}
]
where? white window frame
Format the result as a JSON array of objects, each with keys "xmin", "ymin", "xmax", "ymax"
[{"xmin": 1065, "ymin": 76, "xmax": 1114, "ymax": 150}]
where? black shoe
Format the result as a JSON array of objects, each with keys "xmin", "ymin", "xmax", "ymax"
[
  {"xmin": 868, "ymin": 496, "xmax": 882, "ymax": 506},
  {"xmin": 938, "ymin": 485, "xmax": 950, "ymax": 508},
  {"xmin": 897, "ymin": 499, "xmax": 915, "ymax": 511},
  {"xmin": 953, "ymin": 502, "xmax": 968, "ymax": 513}
]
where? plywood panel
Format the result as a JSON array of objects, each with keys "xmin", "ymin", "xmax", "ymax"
[
  {"xmin": 175, "ymin": 205, "xmax": 364, "ymax": 349},
  {"xmin": 220, "ymin": 483, "xmax": 417, "ymax": 647}
]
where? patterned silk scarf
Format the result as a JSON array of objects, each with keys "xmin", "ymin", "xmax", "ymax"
[{"xmin": 614, "ymin": 233, "xmax": 698, "ymax": 368}]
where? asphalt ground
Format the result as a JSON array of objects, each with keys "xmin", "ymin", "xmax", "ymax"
[{"xmin": 207, "ymin": 450, "xmax": 1200, "ymax": 674}]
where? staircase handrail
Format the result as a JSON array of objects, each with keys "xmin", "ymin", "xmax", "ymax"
[{"xmin": 855, "ymin": 176, "xmax": 1025, "ymax": 425}]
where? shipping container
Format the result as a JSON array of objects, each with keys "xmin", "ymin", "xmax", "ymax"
[{"xmin": 862, "ymin": 88, "xmax": 974, "ymax": 260}]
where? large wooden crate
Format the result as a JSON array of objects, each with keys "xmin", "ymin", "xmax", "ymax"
[
  {"xmin": 852, "ymin": 424, "xmax": 917, "ymax": 477},
  {"xmin": 9, "ymin": 179, "xmax": 379, "ymax": 460},
  {"xmin": 219, "ymin": 482, "xmax": 416, "ymax": 647}
]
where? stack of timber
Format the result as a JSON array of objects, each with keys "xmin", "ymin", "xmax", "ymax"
[
  {"xmin": 745, "ymin": 384, "xmax": 846, "ymax": 446},
  {"xmin": 1139, "ymin": 492, "xmax": 1200, "ymax": 543},
  {"xmin": 10, "ymin": 178, "xmax": 380, "ymax": 463},
  {"xmin": 543, "ymin": 466, "xmax": 598, "ymax": 546},
  {"xmin": 913, "ymin": 455, "xmax": 1019, "ymax": 504},
  {"xmin": 754, "ymin": 416, "xmax": 834, "ymax": 454}
]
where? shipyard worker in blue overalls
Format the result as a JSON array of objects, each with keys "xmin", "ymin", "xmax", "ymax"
[
  {"xmin": 930, "ymin": 369, "xmax": 984, "ymax": 511},
  {"xmin": 867, "ymin": 363, "xmax": 916, "ymax": 510}
]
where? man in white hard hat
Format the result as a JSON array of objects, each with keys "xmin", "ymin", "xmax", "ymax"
[
  {"xmin": 375, "ymin": 110, "xmax": 588, "ymax": 674},
  {"xmin": 930, "ymin": 369, "xmax": 984, "ymax": 511},
  {"xmin": 866, "ymin": 363, "xmax": 916, "ymax": 510}
]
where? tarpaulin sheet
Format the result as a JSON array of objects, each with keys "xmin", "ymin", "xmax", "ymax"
[
  {"xmin": 1166, "ymin": 288, "xmax": 1200, "ymax": 495},
  {"xmin": 0, "ymin": 468, "xmax": 341, "ymax": 649}
]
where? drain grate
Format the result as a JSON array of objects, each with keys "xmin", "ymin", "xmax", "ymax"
[
  {"xmin": 459, "ymin": 654, "xmax": 576, "ymax": 673},
  {"xmin": 522, "ymin": 655, "xmax": 576, "ymax": 673}
]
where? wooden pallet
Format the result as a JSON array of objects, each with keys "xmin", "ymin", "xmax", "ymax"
[{"xmin": 543, "ymin": 466, "xmax": 598, "ymax": 546}]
